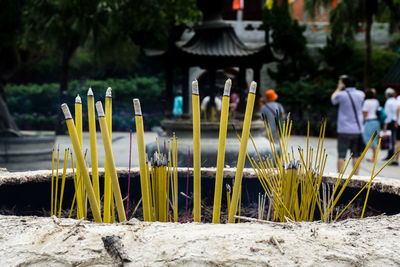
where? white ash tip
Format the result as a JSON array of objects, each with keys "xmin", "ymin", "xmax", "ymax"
[
  {"xmin": 223, "ymin": 79, "xmax": 232, "ymax": 96},
  {"xmin": 61, "ymin": 103, "xmax": 72, "ymax": 119},
  {"xmin": 106, "ymin": 87, "xmax": 112, "ymax": 97},
  {"xmin": 75, "ymin": 94, "xmax": 82, "ymax": 103},
  {"xmin": 249, "ymin": 81, "xmax": 257, "ymax": 94},
  {"xmin": 133, "ymin": 98, "xmax": 142, "ymax": 116},
  {"xmin": 87, "ymin": 88, "xmax": 94, "ymax": 96},
  {"xmin": 95, "ymin": 101, "xmax": 105, "ymax": 117},
  {"xmin": 192, "ymin": 80, "xmax": 199, "ymax": 95}
]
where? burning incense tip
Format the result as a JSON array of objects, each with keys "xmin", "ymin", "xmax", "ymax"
[
  {"xmin": 61, "ymin": 103, "xmax": 72, "ymax": 119},
  {"xmin": 87, "ymin": 87, "xmax": 94, "ymax": 96},
  {"xmin": 223, "ymin": 79, "xmax": 232, "ymax": 96},
  {"xmin": 106, "ymin": 87, "xmax": 112, "ymax": 98},
  {"xmin": 75, "ymin": 94, "xmax": 82, "ymax": 104},
  {"xmin": 95, "ymin": 101, "xmax": 105, "ymax": 117},
  {"xmin": 249, "ymin": 81, "xmax": 257, "ymax": 94},
  {"xmin": 192, "ymin": 80, "xmax": 199, "ymax": 95},
  {"xmin": 133, "ymin": 99, "xmax": 142, "ymax": 116}
]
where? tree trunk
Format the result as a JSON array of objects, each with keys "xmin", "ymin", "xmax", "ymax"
[
  {"xmin": 363, "ymin": 1, "xmax": 374, "ymax": 90},
  {"xmin": 55, "ymin": 50, "xmax": 73, "ymax": 134},
  {"xmin": 0, "ymin": 85, "xmax": 20, "ymax": 137}
]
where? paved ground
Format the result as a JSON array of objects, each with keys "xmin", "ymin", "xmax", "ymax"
[{"xmin": 1, "ymin": 132, "xmax": 399, "ymax": 179}]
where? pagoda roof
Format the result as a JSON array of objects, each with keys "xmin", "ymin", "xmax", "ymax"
[{"xmin": 179, "ymin": 21, "xmax": 263, "ymax": 57}]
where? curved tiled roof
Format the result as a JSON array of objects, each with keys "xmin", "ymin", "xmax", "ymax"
[{"xmin": 179, "ymin": 22, "xmax": 263, "ymax": 57}]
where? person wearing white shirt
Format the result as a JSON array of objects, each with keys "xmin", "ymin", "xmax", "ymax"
[
  {"xmin": 362, "ymin": 89, "xmax": 380, "ymax": 162},
  {"xmin": 200, "ymin": 95, "xmax": 222, "ymax": 122},
  {"xmin": 383, "ymin": 87, "xmax": 399, "ymax": 161}
]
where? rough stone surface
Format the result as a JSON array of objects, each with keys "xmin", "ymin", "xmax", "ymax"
[{"xmin": 0, "ymin": 214, "xmax": 399, "ymax": 266}]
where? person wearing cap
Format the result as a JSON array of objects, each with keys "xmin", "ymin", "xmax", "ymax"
[
  {"xmin": 260, "ymin": 89, "xmax": 286, "ymax": 141},
  {"xmin": 331, "ymin": 75, "xmax": 365, "ymax": 175},
  {"xmin": 383, "ymin": 87, "xmax": 399, "ymax": 162}
]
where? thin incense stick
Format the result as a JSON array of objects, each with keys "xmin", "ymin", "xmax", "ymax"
[
  {"xmin": 133, "ymin": 99, "xmax": 152, "ymax": 221},
  {"xmin": 96, "ymin": 101, "xmax": 126, "ymax": 222},
  {"xmin": 126, "ymin": 130, "xmax": 133, "ymax": 216},
  {"xmin": 104, "ymin": 87, "xmax": 113, "ymax": 223},
  {"xmin": 191, "ymin": 80, "xmax": 201, "ymax": 222},
  {"xmin": 186, "ymin": 148, "xmax": 190, "ymax": 222},
  {"xmin": 173, "ymin": 137, "xmax": 178, "ymax": 222},
  {"xmin": 334, "ymin": 151, "xmax": 400, "ymax": 221},
  {"xmin": 58, "ymin": 148, "xmax": 69, "ymax": 218},
  {"xmin": 212, "ymin": 79, "xmax": 231, "ymax": 223},
  {"xmin": 361, "ymin": 138, "xmax": 381, "ymax": 218},
  {"xmin": 50, "ymin": 148, "xmax": 55, "ymax": 216},
  {"xmin": 87, "ymin": 88, "xmax": 100, "ymax": 205},
  {"xmin": 61, "ymin": 104, "xmax": 102, "ymax": 222},
  {"xmin": 54, "ymin": 147, "xmax": 60, "ymax": 216},
  {"xmin": 228, "ymin": 81, "xmax": 257, "ymax": 223},
  {"xmin": 69, "ymin": 151, "xmax": 78, "ymax": 218}
]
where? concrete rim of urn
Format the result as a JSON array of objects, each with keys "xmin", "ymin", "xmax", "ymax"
[{"xmin": 0, "ymin": 135, "xmax": 56, "ymax": 163}]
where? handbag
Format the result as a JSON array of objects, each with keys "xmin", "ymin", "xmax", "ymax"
[{"xmin": 380, "ymin": 130, "xmax": 392, "ymax": 150}]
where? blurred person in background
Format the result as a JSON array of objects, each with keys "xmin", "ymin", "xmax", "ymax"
[
  {"xmin": 383, "ymin": 87, "xmax": 398, "ymax": 162},
  {"xmin": 362, "ymin": 88, "xmax": 380, "ymax": 162},
  {"xmin": 229, "ymin": 92, "xmax": 240, "ymax": 119},
  {"xmin": 172, "ymin": 88, "xmax": 183, "ymax": 119},
  {"xmin": 392, "ymin": 96, "xmax": 400, "ymax": 165},
  {"xmin": 260, "ymin": 89, "xmax": 286, "ymax": 141},
  {"xmin": 331, "ymin": 75, "xmax": 365, "ymax": 175}
]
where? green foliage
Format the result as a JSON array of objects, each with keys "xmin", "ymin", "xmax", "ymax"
[
  {"xmin": 263, "ymin": 1, "xmax": 315, "ymax": 83},
  {"xmin": 318, "ymin": 39, "xmax": 400, "ymax": 89},
  {"xmin": 5, "ymin": 77, "xmax": 165, "ymax": 131},
  {"xmin": 276, "ymin": 80, "xmax": 337, "ymax": 136},
  {"xmin": 117, "ymin": 0, "xmax": 201, "ymax": 49}
]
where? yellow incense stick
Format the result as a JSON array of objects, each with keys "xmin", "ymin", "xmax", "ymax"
[
  {"xmin": 212, "ymin": 79, "xmax": 231, "ymax": 223},
  {"xmin": 228, "ymin": 81, "xmax": 257, "ymax": 223},
  {"xmin": 50, "ymin": 148, "xmax": 55, "ymax": 216},
  {"xmin": 133, "ymin": 99, "xmax": 152, "ymax": 221},
  {"xmin": 87, "ymin": 88, "xmax": 100, "ymax": 205},
  {"xmin": 361, "ymin": 139, "xmax": 381, "ymax": 218},
  {"xmin": 54, "ymin": 147, "xmax": 60, "ymax": 216},
  {"xmin": 75, "ymin": 95, "xmax": 85, "ymax": 220},
  {"xmin": 58, "ymin": 148, "xmax": 69, "ymax": 218},
  {"xmin": 173, "ymin": 136, "xmax": 178, "ymax": 222},
  {"xmin": 104, "ymin": 87, "xmax": 112, "ymax": 223},
  {"xmin": 69, "ymin": 151, "xmax": 78, "ymax": 218},
  {"xmin": 61, "ymin": 103, "xmax": 102, "ymax": 222},
  {"xmin": 192, "ymin": 80, "xmax": 201, "ymax": 222},
  {"xmin": 96, "ymin": 101, "xmax": 126, "ymax": 222}
]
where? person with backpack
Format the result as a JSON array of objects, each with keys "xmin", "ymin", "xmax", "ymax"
[
  {"xmin": 362, "ymin": 88, "xmax": 380, "ymax": 162},
  {"xmin": 331, "ymin": 75, "xmax": 365, "ymax": 175},
  {"xmin": 260, "ymin": 89, "xmax": 286, "ymax": 141}
]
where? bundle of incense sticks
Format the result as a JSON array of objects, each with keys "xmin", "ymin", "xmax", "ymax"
[
  {"xmin": 59, "ymin": 87, "xmax": 127, "ymax": 223},
  {"xmin": 245, "ymin": 115, "xmax": 400, "ymax": 222},
  {"xmin": 134, "ymin": 98, "xmax": 179, "ymax": 222},
  {"xmin": 50, "ymin": 147, "xmax": 69, "ymax": 218}
]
